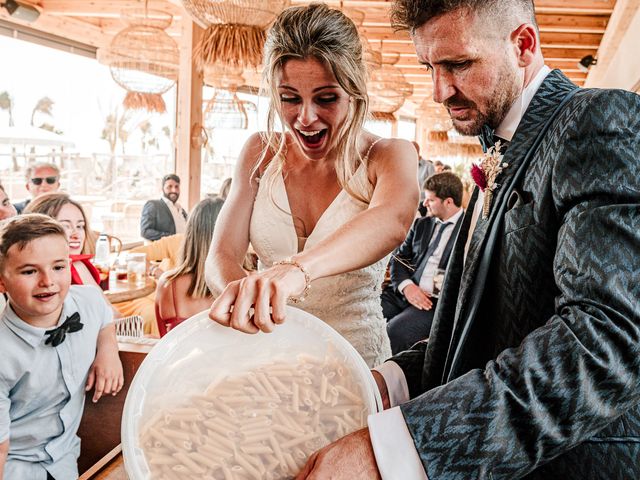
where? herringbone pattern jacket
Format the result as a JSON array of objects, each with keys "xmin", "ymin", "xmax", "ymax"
[{"xmin": 392, "ymin": 70, "xmax": 640, "ymax": 479}]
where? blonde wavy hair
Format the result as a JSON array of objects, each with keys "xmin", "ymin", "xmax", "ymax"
[
  {"xmin": 164, "ymin": 197, "xmax": 224, "ymax": 298},
  {"xmin": 259, "ymin": 3, "xmax": 370, "ymax": 203}
]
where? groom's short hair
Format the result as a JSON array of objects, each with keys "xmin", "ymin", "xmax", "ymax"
[{"xmin": 390, "ymin": 0, "xmax": 537, "ymax": 34}]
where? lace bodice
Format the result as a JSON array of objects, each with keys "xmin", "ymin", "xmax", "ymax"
[{"xmin": 249, "ymin": 160, "xmax": 391, "ymax": 367}]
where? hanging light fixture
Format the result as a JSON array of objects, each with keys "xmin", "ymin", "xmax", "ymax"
[
  {"xmin": 368, "ymin": 52, "xmax": 413, "ymax": 121},
  {"xmin": 204, "ymin": 90, "xmax": 256, "ymax": 130},
  {"xmin": 107, "ymin": 7, "xmax": 179, "ymax": 113},
  {"xmin": 180, "ymin": 0, "xmax": 290, "ymax": 70},
  {"xmin": 203, "ymin": 64, "xmax": 256, "ymax": 130},
  {"xmin": 428, "ymin": 130, "xmax": 449, "ymax": 143}
]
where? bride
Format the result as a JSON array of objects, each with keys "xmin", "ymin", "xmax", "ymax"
[{"xmin": 205, "ymin": 4, "xmax": 418, "ymax": 367}]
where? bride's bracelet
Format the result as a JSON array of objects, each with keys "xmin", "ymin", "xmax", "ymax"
[{"xmin": 272, "ymin": 258, "xmax": 311, "ymax": 303}]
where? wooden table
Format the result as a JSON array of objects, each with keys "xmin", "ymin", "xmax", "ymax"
[
  {"xmin": 105, "ymin": 277, "xmax": 156, "ymax": 303},
  {"xmin": 79, "ymin": 446, "xmax": 127, "ymax": 480}
]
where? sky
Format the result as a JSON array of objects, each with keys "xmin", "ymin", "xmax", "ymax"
[{"xmin": 0, "ymin": 34, "xmax": 176, "ymax": 155}]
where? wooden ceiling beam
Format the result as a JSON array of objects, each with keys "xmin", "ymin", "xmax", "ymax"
[
  {"xmin": 360, "ymin": 27, "xmax": 603, "ymax": 46},
  {"xmin": 42, "ymin": 0, "xmax": 183, "ymax": 17},
  {"xmin": 0, "ymin": 9, "xmax": 110, "ymax": 48}
]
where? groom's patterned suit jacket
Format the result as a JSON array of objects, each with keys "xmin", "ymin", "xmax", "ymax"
[{"xmin": 391, "ymin": 70, "xmax": 640, "ymax": 479}]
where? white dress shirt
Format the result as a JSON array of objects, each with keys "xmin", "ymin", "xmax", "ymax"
[
  {"xmin": 398, "ymin": 209, "xmax": 464, "ymax": 296},
  {"xmin": 161, "ymin": 196, "xmax": 187, "ymax": 234},
  {"xmin": 369, "ymin": 65, "xmax": 552, "ymax": 480}
]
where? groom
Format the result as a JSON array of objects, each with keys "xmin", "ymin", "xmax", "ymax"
[{"xmin": 297, "ymin": 0, "xmax": 640, "ymax": 479}]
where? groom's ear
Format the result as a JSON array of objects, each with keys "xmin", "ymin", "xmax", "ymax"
[{"xmin": 511, "ymin": 23, "xmax": 538, "ymax": 68}]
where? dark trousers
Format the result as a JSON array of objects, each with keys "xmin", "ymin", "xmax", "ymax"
[{"xmin": 381, "ymin": 285, "xmax": 437, "ymax": 354}]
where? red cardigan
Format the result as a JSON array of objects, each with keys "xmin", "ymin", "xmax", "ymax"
[{"xmin": 69, "ymin": 254, "xmax": 102, "ymax": 287}]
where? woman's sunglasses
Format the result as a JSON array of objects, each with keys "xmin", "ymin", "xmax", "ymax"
[{"xmin": 30, "ymin": 176, "xmax": 58, "ymax": 185}]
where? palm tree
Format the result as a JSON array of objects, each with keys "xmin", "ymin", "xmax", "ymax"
[
  {"xmin": 30, "ymin": 96, "xmax": 55, "ymax": 126},
  {"xmin": 100, "ymin": 108, "xmax": 134, "ymax": 187},
  {"xmin": 0, "ymin": 91, "xmax": 19, "ymax": 171},
  {"xmin": 0, "ymin": 91, "xmax": 15, "ymax": 126},
  {"xmin": 139, "ymin": 120, "xmax": 153, "ymax": 153}
]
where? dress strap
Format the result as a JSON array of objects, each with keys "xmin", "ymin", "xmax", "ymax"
[{"xmin": 363, "ymin": 137, "xmax": 384, "ymax": 162}]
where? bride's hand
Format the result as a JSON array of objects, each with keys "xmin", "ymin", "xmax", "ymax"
[{"xmin": 208, "ymin": 264, "xmax": 308, "ymax": 334}]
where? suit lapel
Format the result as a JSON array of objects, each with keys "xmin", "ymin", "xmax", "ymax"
[{"xmin": 443, "ymin": 70, "xmax": 579, "ymax": 380}]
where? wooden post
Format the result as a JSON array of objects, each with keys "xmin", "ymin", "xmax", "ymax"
[{"xmin": 175, "ymin": 15, "xmax": 204, "ymax": 210}]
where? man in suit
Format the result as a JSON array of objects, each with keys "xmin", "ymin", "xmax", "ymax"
[
  {"xmin": 140, "ymin": 174, "xmax": 188, "ymax": 241},
  {"xmin": 13, "ymin": 162, "xmax": 60, "ymax": 214},
  {"xmin": 298, "ymin": 0, "xmax": 640, "ymax": 479},
  {"xmin": 414, "ymin": 141, "xmax": 434, "ymax": 216},
  {"xmin": 382, "ymin": 172, "xmax": 463, "ymax": 354}
]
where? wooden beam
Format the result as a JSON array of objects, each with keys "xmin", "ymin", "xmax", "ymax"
[
  {"xmin": 585, "ymin": 0, "xmax": 640, "ymax": 89},
  {"xmin": 42, "ymin": 0, "xmax": 183, "ymax": 17},
  {"xmin": 175, "ymin": 15, "xmax": 203, "ymax": 210},
  {"xmin": 0, "ymin": 8, "xmax": 111, "ymax": 47}
]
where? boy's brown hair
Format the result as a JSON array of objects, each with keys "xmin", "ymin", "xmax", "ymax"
[{"xmin": 0, "ymin": 214, "xmax": 67, "ymax": 269}]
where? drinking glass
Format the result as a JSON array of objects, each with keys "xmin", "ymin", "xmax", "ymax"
[
  {"xmin": 127, "ymin": 253, "xmax": 147, "ymax": 288},
  {"xmin": 432, "ymin": 268, "xmax": 446, "ymax": 297}
]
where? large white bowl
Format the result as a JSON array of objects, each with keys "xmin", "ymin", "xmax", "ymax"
[{"xmin": 122, "ymin": 306, "xmax": 382, "ymax": 479}]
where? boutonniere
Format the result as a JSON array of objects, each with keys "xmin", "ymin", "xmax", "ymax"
[{"xmin": 470, "ymin": 140, "xmax": 509, "ymax": 219}]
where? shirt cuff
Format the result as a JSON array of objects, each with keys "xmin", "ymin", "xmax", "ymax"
[
  {"xmin": 368, "ymin": 407, "xmax": 428, "ymax": 480},
  {"xmin": 373, "ymin": 361, "xmax": 410, "ymax": 407},
  {"xmin": 398, "ymin": 280, "xmax": 414, "ymax": 296}
]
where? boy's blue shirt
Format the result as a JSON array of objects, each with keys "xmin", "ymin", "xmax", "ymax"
[{"xmin": 0, "ymin": 285, "xmax": 112, "ymax": 480}]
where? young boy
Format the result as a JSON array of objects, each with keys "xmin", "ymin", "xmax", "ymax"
[{"xmin": 0, "ymin": 214, "xmax": 124, "ymax": 480}]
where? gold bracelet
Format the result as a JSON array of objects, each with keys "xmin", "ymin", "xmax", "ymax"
[{"xmin": 272, "ymin": 258, "xmax": 311, "ymax": 303}]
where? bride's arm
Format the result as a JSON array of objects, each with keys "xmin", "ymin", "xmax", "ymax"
[
  {"xmin": 294, "ymin": 138, "xmax": 418, "ymax": 279},
  {"xmin": 204, "ymin": 133, "xmax": 268, "ymax": 295},
  {"xmin": 209, "ymin": 137, "xmax": 418, "ymax": 333}
]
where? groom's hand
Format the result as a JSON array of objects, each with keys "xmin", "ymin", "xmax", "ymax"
[{"xmin": 295, "ymin": 428, "xmax": 381, "ymax": 480}]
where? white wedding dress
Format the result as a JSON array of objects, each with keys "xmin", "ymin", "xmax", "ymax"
[{"xmin": 249, "ymin": 159, "xmax": 392, "ymax": 367}]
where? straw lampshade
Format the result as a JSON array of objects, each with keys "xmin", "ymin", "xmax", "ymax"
[
  {"xmin": 108, "ymin": 8, "xmax": 179, "ymax": 113},
  {"xmin": 428, "ymin": 130, "xmax": 449, "ymax": 143},
  {"xmin": 204, "ymin": 89, "xmax": 256, "ymax": 130},
  {"xmin": 368, "ymin": 53, "xmax": 413, "ymax": 121},
  {"xmin": 181, "ymin": 0, "xmax": 290, "ymax": 70}
]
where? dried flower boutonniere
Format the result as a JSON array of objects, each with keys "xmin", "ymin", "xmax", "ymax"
[{"xmin": 470, "ymin": 140, "xmax": 509, "ymax": 219}]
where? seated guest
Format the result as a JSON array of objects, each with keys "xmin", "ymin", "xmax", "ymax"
[
  {"xmin": 25, "ymin": 193, "xmax": 98, "ymax": 283},
  {"xmin": 0, "ymin": 214, "xmax": 122, "ymax": 479},
  {"xmin": 0, "ymin": 185, "xmax": 17, "ymax": 221},
  {"xmin": 381, "ymin": 172, "xmax": 464, "ymax": 354},
  {"xmin": 140, "ymin": 174, "xmax": 188, "ymax": 241},
  {"xmin": 414, "ymin": 142, "xmax": 434, "ymax": 217},
  {"xmin": 130, "ymin": 233, "xmax": 184, "ymax": 279},
  {"xmin": 219, "ymin": 177, "xmax": 232, "ymax": 201},
  {"xmin": 13, "ymin": 162, "xmax": 61, "ymax": 214},
  {"xmin": 24, "ymin": 193, "xmax": 158, "ymax": 334},
  {"xmin": 155, "ymin": 197, "xmax": 223, "ymax": 336}
]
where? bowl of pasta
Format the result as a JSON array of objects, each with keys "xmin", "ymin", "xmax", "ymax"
[{"xmin": 121, "ymin": 306, "xmax": 382, "ymax": 479}]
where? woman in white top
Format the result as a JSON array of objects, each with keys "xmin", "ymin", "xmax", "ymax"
[{"xmin": 206, "ymin": 4, "xmax": 418, "ymax": 366}]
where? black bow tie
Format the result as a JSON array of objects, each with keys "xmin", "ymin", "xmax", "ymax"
[
  {"xmin": 478, "ymin": 124, "xmax": 509, "ymax": 153},
  {"xmin": 44, "ymin": 312, "xmax": 83, "ymax": 347},
  {"xmin": 478, "ymin": 124, "xmax": 496, "ymax": 152}
]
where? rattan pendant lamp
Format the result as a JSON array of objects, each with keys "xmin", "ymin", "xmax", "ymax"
[
  {"xmin": 180, "ymin": 0, "xmax": 290, "ymax": 70},
  {"xmin": 203, "ymin": 64, "xmax": 256, "ymax": 130},
  {"xmin": 368, "ymin": 52, "xmax": 413, "ymax": 121},
  {"xmin": 108, "ymin": 7, "xmax": 179, "ymax": 113}
]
